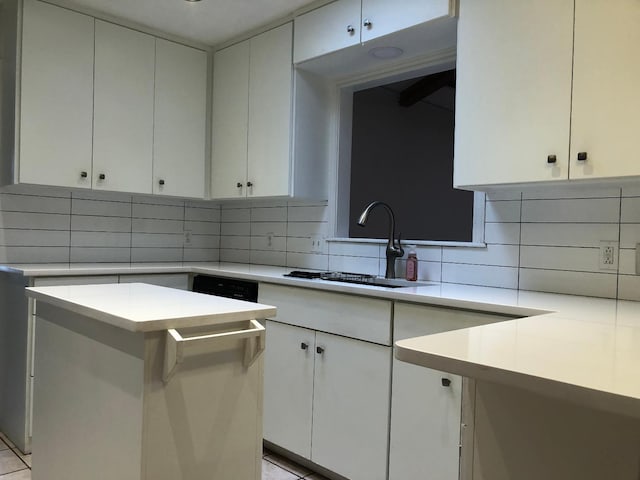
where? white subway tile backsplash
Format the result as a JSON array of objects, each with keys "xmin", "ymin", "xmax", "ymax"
[
  {"xmin": 620, "ymin": 197, "xmax": 640, "ymax": 223},
  {"xmin": 251, "ymin": 206, "xmax": 287, "ymax": 222},
  {"xmin": 522, "ymin": 198, "xmax": 620, "ymax": 223},
  {"xmin": 0, "ymin": 212, "xmax": 70, "ymax": 230},
  {"xmin": 132, "ymin": 218, "xmax": 183, "ymax": 234},
  {"xmin": 71, "ymin": 231, "xmax": 130, "ymax": 248},
  {"xmin": 221, "ymin": 208, "xmax": 251, "ymax": 223},
  {"xmin": 419, "ymin": 260, "xmax": 442, "ymax": 283},
  {"xmin": 71, "ymin": 215, "xmax": 131, "ymax": 233},
  {"xmin": 0, "ymin": 193, "xmax": 70, "ymax": 214},
  {"xmin": 329, "ymin": 241, "xmax": 379, "ymax": 258},
  {"xmin": 132, "ymin": 233, "xmax": 183, "ymax": 248},
  {"xmin": 286, "ymin": 252, "xmax": 329, "ymax": 271},
  {"xmin": 617, "ymin": 248, "xmax": 636, "ymax": 275},
  {"xmin": 131, "ymin": 247, "xmax": 182, "ymax": 263},
  {"xmin": 521, "ymin": 223, "xmax": 618, "ymax": 247},
  {"xmin": 287, "ymin": 221, "xmax": 328, "ymax": 237},
  {"xmin": 132, "ymin": 195, "xmax": 184, "ymax": 207},
  {"xmin": 519, "ymin": 268, "xmax": 617, "ymax": 298},
  {"xmin": 287, "ymin": 205, "xmax": 328, "ymax": 222},
  {"xmin": 221, "ymin": 222, "xmax": 250, "ymax": 236},
  {"xmin": 70, "ymin": 247, "xmax": 130, "ymax": 263},
  {"xmin": 250, "ymin": 236, "xmax": 287, "ymax": 252},
  {"xmin": 187, "ymin": 234, "xmax": 220, "ymax": 249},
  {"xmin": 132, "ymin": 203, "xmax": 183, "ymax": 221},
  {"xmin": 620, "ymin": 224, "xmax": 640, "ymax": 249},
  {"xmin": 220, "ymin": 248, "xmax": 250, "ymax": 264},
  {"xmin": 0, "ymin": 229, "xmax": 69, "ymax": 247},
  {"xmin": 442, "ymin": 244, "xmax": 519, "ymax": 267},
  {"xmin": 0, "ymin": 246, "xmax": 70, "ymax": 263},
  {"xmin": 185, "ymin": 205, "xmax": 221, "ymax": 222},
  {"xmin": 441, "ymin": 263, "xmax": 518, "ymax": 289},
  {"xmin": 414, "ymin": 246, "xmax": 442, "ymax": 262},
  {"xmin": 251, "ymin": 222, "xmax": 287, "ymax": 237},
  {"xmin": 329, "ymin": 255, "xmax": 379, "ymax": 276},
  {"xmin": 221, "ymin": 235, "xmax": 250, "ymax": 250},
  {"xmin": 520, "ymin": 246, "xmax": 600, "ymax": 273},
  {"xmin": 621, "ymin": 184, "xmax": 640, "ymax": 198},
  {"xmin": 72, "ymin": 198, "xmax": 131, "ymax": 218},
  {"xmin": 485, "ymin": 190, "xmax": 521, "ymax": 201},
  {"xmin": 485, "ymin": 200, "xmax": 521, "ymax": 223},
  {"xmin": 484, "ymin": 223, "xmax": 521, "ymax": 245},
  {"xmin": 183, "ymin": 248, "xmax": 219, "ymax": 262},
  {"xmin": 287, "ymin": 236, "xmax": 328, "ymax": 255},
  {"xmin": 617, "ymin": 275, "xmax": 640, "ymax": 301},
  {"xmin": 250, "ymin": 250, "xmax": 286, "ymax": 267},
  {"xmin": 185, "ymin": 220, "xmax": 220, "ymax": 235},
  {"xmin": 522, "ymin": 186, "xmax": 621, "ymax": 200}
]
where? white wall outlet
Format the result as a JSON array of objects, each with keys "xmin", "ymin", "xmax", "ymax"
[
  {"xmin": 599, "ymin": 241, "xmax": 618, "ymax": 271},
  {"xmin": 310, "ymin": 235, "xmax": 324, "ymax": 254},
  {"xmin": 183, "ymin": 230, "xmax": 192, "ymax": 246}
]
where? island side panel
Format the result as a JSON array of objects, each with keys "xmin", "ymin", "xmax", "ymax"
[
  {"xmin": 32, "ymin": 303, "xmax": 145, "ymax": 480},
  {"xmin": 141, "ymin": 325, "xmax": 263, "ymax": 480},
  {"xmin": 472, "ymin": 380, "xmax": 640, "ymax": 480}
]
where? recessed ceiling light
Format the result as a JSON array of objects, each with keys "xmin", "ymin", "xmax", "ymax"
[{"xmin": 368, "ymin": 46, "xmax": 404, "ymax": 60}]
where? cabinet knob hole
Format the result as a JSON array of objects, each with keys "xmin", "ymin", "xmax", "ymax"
[
  {"xmin": 80, "ymin": 171, "xmax": 88, "ymax": 178},
  {"xmin": 247, "ymin": 181, "xmax": 253, "ymax": 188},
  {"xmin": 300, "ymin": 342, "xmax": 308, "ymax": 350},
  {"xmin": 159, "ymin": 179, "xmax": 165, "ymax": 186},
  {"xmin": 99, "ymin": 173, "xmax": 106, "ymax": 180},
  {"xmin": 316, "ymin": 346, "xmax": 324, "ymax": 355},
  {"xmin": 236, "ymin": 182, "xmax": 243, "ymax": 188},
  {"xmin": 547, "ymin": 155, "xmax": 557, "ymax": 164},
  {"xmin": 441, "ymin": 378, "xmax": 451, "ymax": 387},
  {"xmin": 577, "ymin": 152, "xmax": 588, "ymax": 161}
]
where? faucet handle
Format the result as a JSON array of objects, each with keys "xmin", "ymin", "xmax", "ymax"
[{"xmin": 396, "ymin": 232, "xmax": 404, "ymax": 257}]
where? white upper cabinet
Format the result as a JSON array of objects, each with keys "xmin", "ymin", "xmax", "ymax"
[
  {"xmin": 453, "ymin": 0, "xmax": 574, "ymax": 187},
  {"xmin": 153, "ymin": 39, "xmax": 207, "ymax": 198},
  {"xmin": 211, "ymin": 23, "xmax": 294, "ymax": 199},
  {"xmin": 455, "ymin": 0, "xmax": 640, "ymax": 188},
  {"xmin": 247, "ymin": 23, "xmax": 293, "ymax": 198},
  {"xmin": 569, "ymin": 0, "xmax": 640, "ymax": 180},
  {"xmin": 211, "ymin": 41, "xmax": 250, "ymax": 199},
  {"xmin": 294, "ymin": 0, "xmax": 453, "ymax": 64},
  {"xmin": 93, "ymin": 20, "xmax": 155, "ymax": 194},
  {"xmin": 19, "ymin": 0, "xmax": 94, "ymax": 188},
  {"xmin": 293, "ymin": 0, "xmax": 360, "ymax": 64},
  {"xmin": 360, "ymin": 0, "xmax": 451, "ymax": 43}
]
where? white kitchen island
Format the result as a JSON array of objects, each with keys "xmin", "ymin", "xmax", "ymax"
[
  {"xmin": 25, "ymin": 283, "xmax": 276, "ymax": 480},
  {"xmin": 396, "ymin": 310, "xmax": 640, "ymax": 480}
]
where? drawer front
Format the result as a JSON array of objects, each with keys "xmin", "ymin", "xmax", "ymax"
[
  {"xmin": 259, "ymin": 283, "xmax": 392, "ymax": 345},
  {"xmin": 394, "ymin": 302, "xmax": 514, "ymax": 340}
]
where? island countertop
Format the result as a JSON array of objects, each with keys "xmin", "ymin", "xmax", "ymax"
[{"xmin": 25, "ymin": 282, "xmax": 277, "ymax": 332}]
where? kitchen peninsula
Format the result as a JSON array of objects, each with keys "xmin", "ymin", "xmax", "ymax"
[{"xmin": 25, "ymin": 282, "xmax": 276, "ymax": 480}]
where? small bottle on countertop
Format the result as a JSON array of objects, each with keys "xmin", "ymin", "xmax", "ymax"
[{"xmin": 405, "ymin": 245, "xmax": 418, "ymax": 281}]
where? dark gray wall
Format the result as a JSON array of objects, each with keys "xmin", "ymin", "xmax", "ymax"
[{"xmin": 349, "ymin": 83, "xmax": 473, "ymax": 242}]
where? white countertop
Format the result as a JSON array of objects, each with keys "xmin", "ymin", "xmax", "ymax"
[
  {"xmin": 25, "ymin": 282, "xmax": 277, "ymax": 333},
  {"xmin": 8, "ymin": 261, "xmax": 640, "ymax": 415}
]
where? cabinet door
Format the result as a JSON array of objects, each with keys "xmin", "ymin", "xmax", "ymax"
[
  {"xmin": 19, "ymin": 0, "xmax": 94, "ymax": 189},
  {"xmin": 453, "ymin": 0, "xmax": 574, "ymax": 187},
  {"xmin": 570, "ymin": 0, "xmax": 640, "ymax": 180},
  {"xmin": 247, "ymin": 23, "xmax": 293, "ymax": 197},
  {"xmin": 312, "ymin": 332, "xmax": 391, "ymax": 480},
  {"xmin": 154, "ymin": 39, "xmax": 207, "ymax": 198},
  {"xmin": 93, "ymin": 21, "xmax": 154, "ymax": 194},
  {"xmin": 211, "ymin": 41, "xmax": 250, "ymax": 199},
  {"xmin": 293, "ymin": 0, "xmax": 361, "ymax": 64},
  {"xmin": 360, "ymin": 0, "xmax": 450, "ymax": 43},
  {"xmin": 263, "ymin": 321, "xmax": 315, "ymax": 459}
]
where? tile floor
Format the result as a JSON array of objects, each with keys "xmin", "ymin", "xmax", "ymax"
[{"xmin": 0, "ymin": 432, "xmax": 327, "ymax": 480}]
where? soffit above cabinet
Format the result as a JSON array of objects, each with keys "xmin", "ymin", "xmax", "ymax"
[{"xmin": 53, "ymin": 0, "xmax": 322, "ymax": 45}]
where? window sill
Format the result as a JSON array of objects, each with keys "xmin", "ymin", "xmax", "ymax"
[{"xmin": 327, "ymin": 238, "xmax": 487, "ymax": 248}]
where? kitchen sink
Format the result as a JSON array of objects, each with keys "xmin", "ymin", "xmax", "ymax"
[{"xmin": 284, "ymin": 271, "xmax": 435, "ymax": 288}]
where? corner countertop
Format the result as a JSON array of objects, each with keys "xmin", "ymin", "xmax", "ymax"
[
  {"xmin": 25, "ymin": 282, "xmax": 277, "ymax": 333},
  {"xmin": 7, "ymin": 261, "xmax": 640, "ymax": 416}
]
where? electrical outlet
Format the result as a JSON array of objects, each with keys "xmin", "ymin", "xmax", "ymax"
[
  {"xmin": 310, "ymin": 235, "xmax": 324, "ymax": 254},
  {"xmin": 183, "ymin": 231, "xmax": 192, "ymax": 246},
  {"xmin": 599, "ymin": 241, "xmax": 617, "ymax": 271}
]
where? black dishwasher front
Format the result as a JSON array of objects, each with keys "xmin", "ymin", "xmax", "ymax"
[{"xmin": 192, "ymin": 275, "xmax": 258, "ymax": 303}]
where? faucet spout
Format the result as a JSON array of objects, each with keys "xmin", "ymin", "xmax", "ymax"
[{"xmin": 357, "ymin": 201, "xmax": 404, "ymax": 279}]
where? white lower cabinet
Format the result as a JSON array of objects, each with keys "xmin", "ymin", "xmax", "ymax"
[
  {"xmin": 261, "ymin": 284, "xmax": 392, "ymax": 480},
  {"xmin": 389, "ymin": 303, "xmax": 513, "ymax": 480},
  {"xmin": 264, "ymin": 321, "xmax": 391, "ymax": 480}
]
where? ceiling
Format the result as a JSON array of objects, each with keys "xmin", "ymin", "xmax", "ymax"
[{"xmin": 61, "ymin": 0, "xmax": 321, "ymax": 46}]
